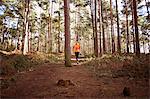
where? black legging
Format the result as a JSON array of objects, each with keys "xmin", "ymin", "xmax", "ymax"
[{"xmin": 75, "ymin": 52, "xmax": 79, "ymax": 61}]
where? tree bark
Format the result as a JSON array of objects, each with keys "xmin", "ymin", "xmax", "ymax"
[
  {"xmin": 58, "ymin": 10, "xmax": 61, "ymax": 53},
  {"xmin": 90, "ymin": 0, "xmax": 96, "ymax": 56},
  {"xmin": 125, "ymin": 0, "xmax": 129, "ymax": 53},
  {"xmin": 58, "ymin": 1, "xmax": 61, "ymax": 53},
  {"xmin": 22, "ymin": 0, "xmax": 30, "ymax": 55},
  {"xmin": 132, "ymin": 0, "xmax": 140, "ymax": 55},
  {"xmin": 115, "ymin": 0, "xmax": 121, "ymax": 53},
  {"xmin": 131, "ymin": 2, "xmax": 136, "ymax": 53},
  {"xmin": 47, "ymin": 0, "xmax": 53, "ymax": 53},
  {"xmin": 94, "ymin": 0, "xmax": 98, "ymax": 57},
  {"xmin": 76, "ymin": 5, "xmax": 80, "ymax": 41},
  {"xmin": 110, "ymin": 0, "xmax": 115, "ymax": 53},
  {"xmin": 47, "ymin": 13, "xmax": 51, "ymax": 52},
  {"xmin": 100, "ymin": 0, "xmax": 106, "ymax": 53},
  {"xmin": 98, "ymin": 0, "xmax": 102, "ymax": 55},
  {"xmin": 64, "ymin": 0, "xmax": 71, "ymax": 67},
  {"xmin": 105, "ymin": 5, "xmax": 111, "ymax": 53}
]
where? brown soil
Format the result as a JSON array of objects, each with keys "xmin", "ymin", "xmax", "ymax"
[{"xmin": 1, "ymin": 62, "xmax": 149, "ymax": 99}]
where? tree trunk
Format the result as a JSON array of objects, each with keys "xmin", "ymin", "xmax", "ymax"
[
  {"xmin": 132, "ymin": 0, "xmax": 140, "ymax": 55},
  {"xmin": 131, "ymin": 2, "xmax": 136, "ymax": 53},
  {"xmin": 90, "ymin": 0, "xmax": 96, "ymax": 56},
  {"xmin": 58, "ymin": 2, "xmax": 61, "ymax": 53},
  {"xmin": 17, "ymin": 32, "xmax": 20, "ymax": 50},
  {"xmin": 125, "ymin": 0, "xmax": 129, "ymax": 53},
  {"xmin": 105, "ymin": 5, "xmax": 111, "ymax": 53},
  {"xmin": 115, "ymin": 0, "xmax": 121, "ymax": 53},
  {"xmin": 76, "ymin": 5, "xmax": 81, "ymax": 41},
  {"xmin": 47, "ymin": 0, "xmax": 53, "ymax": 53},
  {"xmin": 22, "ymin": 0, "xmax": 30, "ymax": 55},
  {"xmin": 58, "ymin": 19, "xmax": 61, "ymax": 53},
  {"xmin": 94, "ymin": 0, "xmax": 98, "ymax": 57},
  {"xmin": 50, "ymin": 1, "xmax": 54, "ymax": 52},
  {"xmin": 48, "ymin": 13, "xmax": 51, "ymax": 52},
  {"xmin": 15, "ymin": 20, "xmax": 20, "ymax": 50},
  {"xmin": 44, "ymin": 28, "xmax": 47, "ymax": 53},
  {"xmin": 30, "ymin": 31, "xmax": 32, "ymax": 51},
  {"xmin": 100, "ymin": 0, "xmax": 106, "ymax": 53},
  {"xmin": 110, "ymin": 0, "xmax": 115, "ymax": 53},
  {"xmin": 98, "ymin": 0, "xmax": 102, "ymax": 55},
  {"xmin": 28, "ymin": 21, "xmax": 30, "ymax": 52},
  {"xmin": 64, "ymin": 0, "xmax": 71, "ymax": 67},
  {"xmin": 74, "ymin": 0, "xmax": 78, "ymax": 42}
]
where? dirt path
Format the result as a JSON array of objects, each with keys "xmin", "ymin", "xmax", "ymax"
[
  {"xmin": 1, "ymin": 62, "xmax": 149, "ymax": 98},
  {"xmin": 1, "ymin": 63, "xmax": 103, "ymax": 98}
]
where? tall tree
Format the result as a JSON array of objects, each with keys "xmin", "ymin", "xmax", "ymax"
[
  {"xmin": 47, "ymin": 0, "xmax": 55, "ymax": 53},
  {"xmin": 74, "ymin": 1, "xmax": 81, "ymax": 42},
  {"xmin": 22, "ymin": 0, "xmax": 30, "ymax": 54},
  {"xmin": 125, "ymin": 0, "xmax": 129, "ymax": 53},
  {"xmin": 101, "ymin": 0, "xmax": 106, "ymax": 53},
  {"xmin": 132, "ymin": 0, "xmax": 140, "ymax": 55},
  {"xmin": 104, "ymin": 3, "xmax": 111, "ymax": 53},
  {"xmin": 94, "ymin": 0, "xmax": 98, "ymax": 57},
  {"xmin": 58, "ymin": 10, "xmax": 61, "ymax": 53},
  {"xmin": 90, "ymin": 0, "xmax": 98, "ymax": 57},
  {"xmin": 64, "ymin": 0, "xmax": 71, "ymax": 67},
  {"xmin": 110, "ymin": 0, "xmax": 115, "ymax": 53},
  {"xmin": 57, "ymin": 0, "xmax": 61, "ymax": 53},
  {"xmin": 131, "ymin": 1, "xmax": 136, "ymax": 53},
  {"xmin": 115, "ymin": 0, "xmax": 121, "ymax": 53},
  {"xmin": 89, "ymin": 0, "xmax": 95, "ymax": 39},
  {"xmin": 98, "ymin": 0, "xmax": 102, "ymax": 55},
  {"xmin": 47, "ymin": 0, "xmax": 51, "ymax": 53}
]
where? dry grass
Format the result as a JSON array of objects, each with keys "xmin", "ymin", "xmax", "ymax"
[
  {"xmin": 0, "ymin": 51, "xmax": 64, "ymax": 76},
  {"xmin": 85, "ymin": 53, "xmax": 149, "ymax": 79}
]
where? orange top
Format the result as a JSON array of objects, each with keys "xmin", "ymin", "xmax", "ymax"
[{"xmin": 73, "ymin": 43, "xmax": 80, "ymax": 52}]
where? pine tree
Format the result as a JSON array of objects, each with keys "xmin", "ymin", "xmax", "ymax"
[
  {"xmin": 115, "ymin": 0, "xmax": 121, "ymax": 53},
  {"xmin": 132, "ymin": 0, "xmax": 140, "ymax": 55},
  {"xmin": 64, "ymin": 0, "xmax": 71, "ymax": 67}
]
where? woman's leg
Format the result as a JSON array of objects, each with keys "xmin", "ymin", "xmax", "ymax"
[
  {"xmin": 75, "ymin": 52, "xmax": 78, "ymax": 61},
  {"xmin": 75, "ymin": 52, "xmax": 79, "ymax": 64}
]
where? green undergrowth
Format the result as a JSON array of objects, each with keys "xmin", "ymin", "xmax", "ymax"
[
  {"xmin": 0, "ymin": 51, "xmax": 64, "ymax": 76},
  {"xmin": 85, "ymin": 53, "xmax": 149, "ymax": 79},
  {"xmin": 0, "ymin": 51, "xmax": 64, "ymax": 89}
]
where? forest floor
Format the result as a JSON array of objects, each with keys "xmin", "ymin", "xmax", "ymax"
[{"xmin": 0, "ymin": 52, "xmax": 149, "ymax": 98}]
